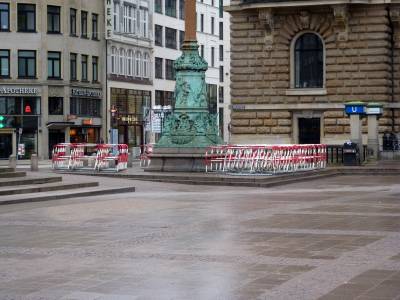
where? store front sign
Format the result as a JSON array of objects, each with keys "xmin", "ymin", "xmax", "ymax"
[
  {"xmin": 118, "ymin": 114, "xmax": 138, "ymax": 125},
  {"xmin": 71, "ymin": 88, "xmax": 102, "ymax": 98},
  {"xmin": 82, "ymin": 119, "xmax": 93, "ymax": 125},
  {"xmin": 0, "ymin": 87, "xmax": 39, "ymax": 95},
  {"xmin": 105, "ymin": 0, "xmax": 113, "ymax": 39}
]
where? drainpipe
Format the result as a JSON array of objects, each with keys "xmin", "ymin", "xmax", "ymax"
[
  {"xmin": 105, "ymin": 39, "xmax": 109, "ymax": 143},
  {"xmin": 387, "ymin": 6, "xmax": 395, "ymax": 132}
]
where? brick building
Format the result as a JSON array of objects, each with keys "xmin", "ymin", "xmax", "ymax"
[{"xmin": 226, "ymin": 0, "xmax": 400, "ymax": 146}]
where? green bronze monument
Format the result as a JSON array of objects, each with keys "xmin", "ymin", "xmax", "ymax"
[{"xmin": 147, "ymin": 0, "xmax": 222, "ymax": 171}]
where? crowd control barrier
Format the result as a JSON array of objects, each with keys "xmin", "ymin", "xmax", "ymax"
[
  {"xmin": 52, "ymin": 143, "xmax": 129, "ymax": 172},
  {"xmin": 205, "ymin": 144, "xmax": 327, "ymax": 174}
]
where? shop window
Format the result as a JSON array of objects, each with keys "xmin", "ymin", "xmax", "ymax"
[
  {"xmin": 48, "ymin": 97, "xmax": 63, "ymax": 115},
  {"xmin": 81, "ymin": 54, "xmax": 88, "ymax": 81},
  {"xmin": 165, "ymin": 59, "xmax": 175, "ymax": 80},
  {"xmin": 18, "ymin": 4, "xmax": 36, "ymax": 32},
  {"xmin": 165, "ymin": 0, "xmax": 176, "ymax": 18},
  {"xmin": 0, "ymin": 3, "xmax": 10, "ymax": 31},
  {"xmin": 165, "ymin": 27, "xmax": 177, "ymax": 49},
  {"xmin": 81, "ymin": 11, "xmax": 88, "ymax": 38},
  {"xmin": 0, "ymin": 49, "xmax": 10, "ymax": 78},
  {"xmin": 155, "ymin": 57, "xmax": 163, "ymax": 79},
  {"xmin": 155, "ymin": 25, "xmax": 163, "ymax": 46},
  {"xmin": 23, "ymin": 97, "xmax": 39, "ymax": 115},
  {"xmin": 0, "ymin": 97, "xmax": 21, "ymax": 115},
  {"xmin": 92, "ymin": 56, "xmax": 98, "ymax": 82},
  {"xmin": 48, "ymin": 51, "xmax": 61, "ymax": 79},
  {"xmin": 70, "ymin": 98, "xmax": 100, "ymax": 116},
  {"xmin": 70, "ymin": 8, "xmax": 77, "ymax": 36},
  {"xmin": 47, "ymin": 5, "xmax": 60, "ymax": 34},
  {"xmin": 155, "ymin": 0, "xmax": 162, "ymax": 14},
  {"xmin": 293, "ymin": 32, "xmax": 324, "ymax": 89},
  {"xmin": 92, "ymin": 13, "xmax": 99, "ymax": 39},
  {"xmin": 18, "ymin": 50, "xmax": 36, "ymax": 79},
  {"xmin": 70, "ymin": 53, "xmax": 77, "ymax": 80}
]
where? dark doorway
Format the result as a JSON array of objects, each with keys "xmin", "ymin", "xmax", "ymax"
[
  {"xmin": 0, "ymin": 134, "xmax": 12, "ymax": 159},
  {"xmin": 298, "ymin": 118, "xmax": 321, "ymax": 144},
  {"xmin": 49, "ymin": 130, "xmax": 65, "ymax": 158}
]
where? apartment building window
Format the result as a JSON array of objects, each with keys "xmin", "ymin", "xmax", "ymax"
[
  {"xmin": 207, "ymin": 84, "xmax": 217, "ymax": 114},
  {"xmin": 211, "ymin": 47, "xmax": 215, "ymax": 67},
  {"xmin": 18, "ymin": 50, "xmax": 36, "ymax": 78},
  {"xmin": 92, "ymin": 13, "xmax": 99, "ymax": 39},
  {"xmin": 155, "ymin": 25, "xmax": 163, "ymax": 46},
  {"xmin": 165, "ymin": 27, "xmax": 177, "ymax": 49},
  {"xmin": 219, "ymin": 22, "xmax": 223, "ymax": 40},
  {"xmin": 218, "ymin": 86, "xmax": 224, "ymax": 103},
  {"xmin": 81, "ymin": 11, "xmax": 88, "ymax": 38},
  {"xmin": 219, "ymin": 0, "xmax": 223, "ymax": 18},
  {"xmin": 179, "ymin": 0, "xmax": 184, "ymax": 20},
  {"xmin": 113, "ymin": 1, "xmax": 120, "ymax": 32},
  {"xmin": 140, "ymin": 9, "xmax": 148, "ymax": 38},
  {"xmin": 135, "ymin": 51, "xmax": 142, "ymax": 77},
  {"xmin": 155, "ymin": 57, "xmax": 163, "ymax": 79},
  {"xmin": 92, "ymin": 56, "xmax": 98, "ymax": 82},
  {"xmin": 143, "ymin": 53, "xmax": 150, "ymax": 78},
  {"xmin": 219, "ymin": 45, "xmax": 223, "ymax": 61},
  {"xmin": 111, "ymin": 47, "xmax": 118, "ymax": 74},
  {"xmin": 165, "ymin": 59, "xmax": 175, "ymax": 80},
  {"xmin": 47, "ymin": 6, "xmax": 60, "ymax": 33},
  {"xmin": 48, "ymin": 52, "xmax": 61, "ymax": 79},
  {"xmin": 70, "ymin": 98, "xmax": 100, "ymax": 116},
  {"xmin": 81, "ymin": 55, "xmax": 88, "ymax": 81},
  {"xmin": 165, "ymin": 0, "xmax": 176, "ymax": 18},
  {"xmin": 179, "ymin": 30, "xmax": 185, "ymax": 48},
  {"xmin": 200, "ymin": 14, "xmax": 204, "ymax": 32},
  {"xmin": 155, "ymin": 90, "xmax": 174, "ymax": 106},
  {"xmin": 0, "ymin": 3, "xmax": 9, "ymax": 31},
  {"xmin": 155, "ymin": 0, "xmax": 162, "ymax": 14},
  {"xmin": 70, "ymin": 53, "xmax": 77, "ymax": 80},
  {"xmin": 124, "ymin": 4, "xmax": 134, "ymax": 34},
  {"xmin": 211, "ymin": 17, "xmax": 214, "ymax": 35},
  {"xmin": 48, "ymin": 97, "xmax": 63, "ymax": 115},
  {"xmin": 119, "ymin": 48, "xmax": 125, "ymax": 75},
  {"xmin": 200, "ymin": 45, "xmax": 204, "ymax": 58},
  {"xmin": 70, "ymin": 8, "xmax": 77, "ymax": 36},
  {"xmin": 212, "ymin": 0, "xmax": 215, "ymax": 6},
  {"xmin": 18, "ymin": 4, "xmax": 36, "ymax": 32},
  {"xmin": 0, "ymin": 50, "xmax": 9, "ymax": 78},
  {"xmin": 219, "ymin": 65, "xmax": 224, "ymax": 82}
]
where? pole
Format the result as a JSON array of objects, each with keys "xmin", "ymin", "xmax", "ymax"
[{"xmin": 184, "ymin": 0, "xmax": 196, "ymax": 42}]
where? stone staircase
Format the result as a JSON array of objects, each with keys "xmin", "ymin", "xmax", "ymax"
[{"xmin": 0, "ymin": 167, "xmax": 135, "ymax": 205}]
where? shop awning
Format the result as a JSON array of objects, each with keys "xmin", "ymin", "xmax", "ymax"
[{"xmin": 46, "ymin": 122, "xmax": 75, "ymax": 128}]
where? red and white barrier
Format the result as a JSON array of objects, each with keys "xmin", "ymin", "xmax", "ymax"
[
  {"xmin": 52, "ymin": 143, "xmax": 129, "ymax": 172},
  {"xmin": 205, "ymin": 144, "xmax": 327, "ymax": 174}
]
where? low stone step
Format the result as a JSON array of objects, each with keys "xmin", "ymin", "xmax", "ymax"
[
  {"xmin": 0, "ymin": 182, "xmax": 99, "ymax": 196},
  {"xmin": 0, "ymin": 177, "xmax": 62, "ymax": 187},
  {"xmin": 0, "ymin": 168, "xmax": 14, "ymax": 173},
  {"xmin": 0, "ymin": 186, "xmax": 136, "ymax": 205},
  {"xmin": 0, "ymin": 171, "xmax": 26, "ymax": 179}
]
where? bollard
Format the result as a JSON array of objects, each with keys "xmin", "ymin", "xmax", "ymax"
[
  {"xmin": 128, "ymin": 152, "xmax": 133, "ymax": 168},
  {"xmin": 31, "ymin": 154, "xmax": 39, "ymax": 171},
  {"xmin": 8, "ymin": 155, "xmax": 16, "ymax": 170}
]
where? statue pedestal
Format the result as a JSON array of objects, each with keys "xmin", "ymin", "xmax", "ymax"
[{"xmin": 145, "ymin": 147, "xmax": 207, "ymax": 172}]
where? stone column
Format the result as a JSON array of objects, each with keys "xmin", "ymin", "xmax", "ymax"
[
  {"xmin": 346, "ymin": 102, "xmax": 366, "ymax": 163},
  {"xmin": 366, "ymin": 103, "xmax": 383, "ymax": 160}
]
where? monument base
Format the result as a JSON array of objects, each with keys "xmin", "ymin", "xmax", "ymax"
[{"xmin": 146, "ymin": 147, "xmax": 208, "ymax": 172}]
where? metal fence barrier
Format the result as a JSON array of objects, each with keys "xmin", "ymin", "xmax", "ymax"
[
  {"xmin": 205, "ymin": 144, "xmax": 327, "ymax": 174},
  {"xmin": 52, "ymin": 143, "xmax": 129, "ymax": 172}
]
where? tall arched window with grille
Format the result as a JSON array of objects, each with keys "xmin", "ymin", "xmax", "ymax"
[
  {"xmin": 293, "ymin": 33, "xmax": 324, "ymax": 89},
  {"xmin": 135, "ymin": 51, "xmax": 142, "ymax": 77}
]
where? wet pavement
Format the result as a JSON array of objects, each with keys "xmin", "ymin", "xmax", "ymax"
[{"xmin": 0, "ymin": 174, "xmax": 400, "ymax": 299}]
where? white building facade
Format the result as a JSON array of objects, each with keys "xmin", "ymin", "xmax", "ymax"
[
  {"xmin": 153, "ymin": 0, "xmax": 231, "ymax": 142},
  {"xmin": 105, "ymin": 0, "xmax": 153, "ymax": 147}
]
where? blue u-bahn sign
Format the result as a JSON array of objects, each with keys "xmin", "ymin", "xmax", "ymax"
[{"xmin": 345, "ymin": 102, "xmax": 366, "ymax": 115}]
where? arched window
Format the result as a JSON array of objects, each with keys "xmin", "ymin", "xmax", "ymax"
[
  {"xmin": 119, "ymin": 48, "xmax": 125, "ymax": 75},
  {"xmin": 111, "ymin": 47, "xmax": 118, "ymax": 74},
  {"xmin": 143, "ymin": 52, "xmax": 150, "ymax": 78},
  {"xmin": 135, "ymin": 51, "xmax": 142, "ymax": 77},
  {"xmin": 127, "ymin": 50, "xmax": 133, "ymax": 76},
  {"xmin": 294, "ymin": 33, "xmax": 324, "ymax": 89}
]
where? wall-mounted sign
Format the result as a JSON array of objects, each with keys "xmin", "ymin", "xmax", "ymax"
[
  {"xmin": 82, "ymin": 119, "xmax": 93, "ymax": 125},
  {"xmin": 0, "ymin": 87, "xmax": 39, "ymax": 95},
  {"xmin": 366, "ymin": 107, "xmax": 383, "ymax": 115},
  {"xmin": 118, "ymin": 114, "xmax": 138, "ymax": 125},
  {"xmin": 230, "ymin": 104, "xmax": 246, "ymax": 110},
  {"xmin": 71, "ymin": 88, "xmax": 102, "ymax": 98},
  {"xmin": 345, "ymin": 103, "xmax": 366, "ymax": 115},
  {"xmin": 105, "ymin": 0, "xmax": 113, "ymax": 39}
]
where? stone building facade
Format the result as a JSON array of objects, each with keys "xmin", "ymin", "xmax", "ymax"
[
  {"xmin": 226, "ymin": 0, "xmax": 400, "ymax": 146},
  {"xmin": 0, "ymin": 0, "xmax": 105, "ymax": 159}
]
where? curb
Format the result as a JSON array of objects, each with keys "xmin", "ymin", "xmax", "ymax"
[
  {"xmin": 0, "ymin": 177, "xmax": 63, "ymax": 187},
  {"xmin": 0, "ymin": 182, "xmax": 99, "ymax": 196}
]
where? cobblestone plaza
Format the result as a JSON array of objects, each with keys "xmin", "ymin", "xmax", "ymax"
[{"xmin": 0, "ymin": 173, "xmax": 400, "ymax": 299}]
